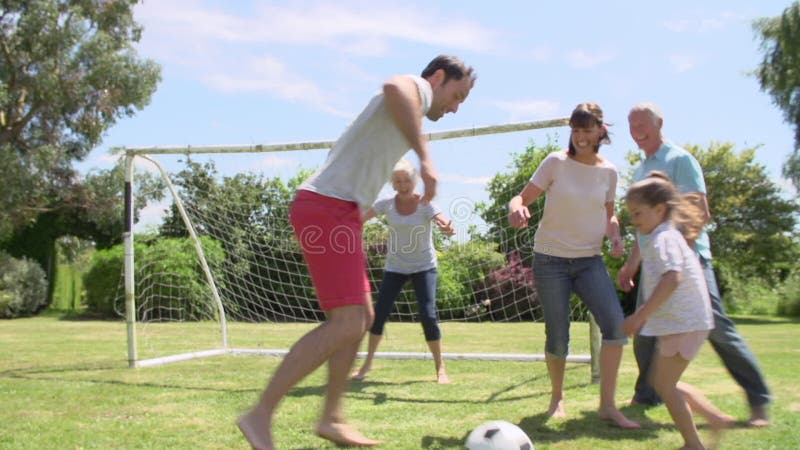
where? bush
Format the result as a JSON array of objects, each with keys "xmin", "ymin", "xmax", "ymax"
[
  {"xmin": 716, "ymin": 263, "xmax": 780, "ymax": 315},
  {"xmin": 83, "ymin": 244, "xmax": 126, "ymax": 318},
  {"xmin": 83, "ymin": 236, "xmax": 225, "ymax": 320},
  {"xmin": 0, "ymin": 251, "xmax": 48, "ymax": 318},
  {"xmin": 777, "ymin": 270, "xmax": 800, "ymax": 317}
]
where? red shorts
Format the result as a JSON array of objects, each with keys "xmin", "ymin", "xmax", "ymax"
[{"xmin": 290, "ymin": 190, "xmax": 370, "ymax": 311}]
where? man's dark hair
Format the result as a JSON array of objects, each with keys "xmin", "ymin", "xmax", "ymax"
[{"xmin": 421, "ymin": 55, "xmax": 477, "ymax": 85}]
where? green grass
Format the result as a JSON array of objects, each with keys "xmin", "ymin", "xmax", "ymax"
[{"xmin": 1, "ymin": 316, "xmax": 798, "ymax": 449}]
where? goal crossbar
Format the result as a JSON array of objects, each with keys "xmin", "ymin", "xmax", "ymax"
[
  {"xmin": 121, "ymin": 118, "xmax": 569, "ymax": 155},
  {"xmin": 123, "ymin": 116, "xmax": 601, "ymax": 382}
]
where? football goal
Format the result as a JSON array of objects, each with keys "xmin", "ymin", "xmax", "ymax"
[{"xmin": 120, "ymin": 117, "xmax": 603, "ymax": 380}]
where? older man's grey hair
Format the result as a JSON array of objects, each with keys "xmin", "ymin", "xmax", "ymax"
[{"xmin": 629, "ymin": 102, "xmax": 663, "ymax": 126}]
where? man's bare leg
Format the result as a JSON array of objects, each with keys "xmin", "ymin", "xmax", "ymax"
[
  {"xmin": 317, "ymin": 297, "xmax": 379, "ymax": 446},
  {"xmin": 427, "ymin": 339, "xmax": 450, "ymax": 384},
  {"xmin": 238, "ymin": 304, "xmax": 371, "ymax": 450}
]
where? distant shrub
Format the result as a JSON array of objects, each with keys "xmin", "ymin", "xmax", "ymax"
[
  {"xmin": 777, "ymin": 270, "xmax": 800, "ymax": 317},
  {"xmin": 716, "ymin": 263, "xmax": 780, "ymax": 315},
  {"xmin": 83, "ymin": 236, "xmax": 225, "ymax": 320},
  {"xmin": 0, "ymin": 251, "xmax": 48, "ymax": 318}
]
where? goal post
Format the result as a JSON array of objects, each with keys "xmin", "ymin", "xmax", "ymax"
[{"xmin": 121, "ymin": 117, "xmax": 604, "ymax": 377}]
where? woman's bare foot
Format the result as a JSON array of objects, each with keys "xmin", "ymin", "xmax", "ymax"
[
  {"xmin": 748, "ymin": 405, "xmax": 770, "ymax": 427},
  {"xmin": 350, "ymin": 366, "xmax": 370, "ymax": 381},
  {"xmin": 237, "ymin": 408, "xmax": 274, "ymax": 450},
  {"xmin": 547, "ymin": 398, "xmax": 566, "ymax": 419},
  {"xmin": 598, "ymin": 406, "xmax": 641, "ymax": 429},
  {"xmin": 437, "ymin": 369, "xmax": 450, "ymax": 384},
  {"xmin": 316, "ymin": 421, "xmax": 379, "ymax": 447}
]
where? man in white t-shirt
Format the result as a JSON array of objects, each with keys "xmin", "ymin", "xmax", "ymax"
[{"xmin": 237, "ymin": 55, "xmax": 476, "ymax": 449}]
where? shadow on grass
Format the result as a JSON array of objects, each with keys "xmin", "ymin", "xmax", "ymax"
[
  {"xmin": 727, "ymin": 316, "xmax": 800, "ymax": 325},
  {"xmin": 0, "ymin": 362, "xmax": 259, "ymax": 394},
  {"xmin": 418, "ymin": 403, "xmax": 674, "ymax": 448}
]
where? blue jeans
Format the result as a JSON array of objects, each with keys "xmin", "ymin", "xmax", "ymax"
[
  {"xmin": 370, "ymin": 268, "xmax": 441, "ymax": 341},
  {"xmin": 533, "ymin": 253, "xmax": 628, "ymax": 358},
  {"xmin": 633, "ymin": 257, "xmax": 771, "ymax": 407}
]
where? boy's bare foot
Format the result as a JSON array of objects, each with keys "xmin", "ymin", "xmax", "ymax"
[
  {"xmin": 748, "ymin": 405, "xmax": 770, "ymax": 427},
  {"xmin": 237, "ymin": 409, "xmax": 274, "ymax": 450},
  {"xmin": 547, "ymin": 398, "xmax": 566, "ymax": 419},
  {"xmin": 598, "ymin": 406, "xmax": 641, "ymax": 429},
  {"xmin": 316, "ymin": 422, "xmax": 379, "ymax": 447},
  {"xmin": 437, "ymin": 370, "xmax": 450, "ymax": 384}
]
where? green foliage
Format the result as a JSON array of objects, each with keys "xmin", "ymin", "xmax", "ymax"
[
  {"xmin": 436, "ymin": 240, "xmax": 506, "ymax": 318},
  {"xmin": 687, "ymin": 143, "xmax": 799, "ymax": 281},
  {"xmin": 83, "ymin": 236, "xmax": 225, "ymax": 320},
  {"xmin": 621, "ymin": 142, "xmax": 800, "ymax": 286},
  {"xmin": 777, "ymin": 269, "xmax": 800, "ymax": 316},
  {"xmin": 753, "ymin": 1, "xmax": 800, "ymax": 188},
  {"xmin": 82, "ymin": 244, "xmax": 124, "ymax": 317},
  {"xmin": 475, "ymin": 138, "xmax": 560, "ymax": 262},
  {"xmin": 0, "ymin": 250, "xmax": 48, "ymax": 318},
  {"xmin": 0, "ymin": 0, "xmax": 161, "ymax": 241},
  {"xmin": 715, "ymin": 263, "xmax": 781, "ymax": 316},
  {"xmin": 160, "ymin": 160, "xmax": 318, "ymax": 321}
]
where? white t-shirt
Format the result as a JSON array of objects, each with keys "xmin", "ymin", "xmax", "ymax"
[
  {"xmin": 373, "ymin": 197, "xmax": 440, "ymax": 274},
  {"xmin": 530, "ymin": 151, "xmax": 617, "ymax": 258},
  {"xmin": 639, "ymin": 221, "xmax": 714, "ymax": 336},
  {"xmin": 300, "ymin": 75, "xmax": 433, "ymax": 208}
]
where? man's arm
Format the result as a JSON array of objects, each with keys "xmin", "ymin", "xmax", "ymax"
[{"xmin": 383, "ymin": 75, "xmax": 437, "ymax": 203}]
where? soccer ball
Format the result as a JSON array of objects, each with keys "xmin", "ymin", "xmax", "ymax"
[{"xmin": 465, "ymin": 420, "xmax": 534, "ymax": 450}]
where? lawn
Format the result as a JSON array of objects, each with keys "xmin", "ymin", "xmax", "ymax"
[{"xmin": 0, "ymin": 314, "xmax": 798, "ymax": 449}]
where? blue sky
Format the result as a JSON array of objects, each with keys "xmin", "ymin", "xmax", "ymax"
[{"xmin": 77, "ymin": 0, "xmax": 798, "ymax": 231}]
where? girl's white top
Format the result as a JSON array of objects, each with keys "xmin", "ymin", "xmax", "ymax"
[
  {"xmin": 373, "ymin": 198, "xmax": 440, "ymax": 274},
  {"xmin": 300, "ymin": 75, "xmax": 433, "ymax": 208},
  {"xmin": 639, "ymin": 221, "xmax": 714, "ymax": 336},
  {"xmin": 530, "ymin": 151, "xmax": 617, "ymax": 258}
]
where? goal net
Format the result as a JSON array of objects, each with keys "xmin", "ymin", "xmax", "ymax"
[{"xmin": 120, "ymin": 118, "xmax": 603, "ymax": 370}]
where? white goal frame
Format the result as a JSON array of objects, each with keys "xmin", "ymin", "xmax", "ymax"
[{"xmin": 122, "ymin": 117, "xmax": 601, "ymax": 381}]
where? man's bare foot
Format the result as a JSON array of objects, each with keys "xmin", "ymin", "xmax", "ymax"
[
  {"xmin": 437, "ymin": 370, "xmax": 450, "ymax": 384},
  {"xmin": 748, "ymin": 405, "xmax": 770, "ymax": 427},
  {"xmin": 598, "ymin": 407, "xmax": 641, "ymax": 429},
  {"xmin": 547, "ymin": 398, "xmax": 566, "ymax": 419},
  {"xmin": 237, "ymin": 408, "xmax": 274, "ymax": 450},
  {"xmin": 316, "ymin": 422, "xmax": 379, "ymax": 447}
]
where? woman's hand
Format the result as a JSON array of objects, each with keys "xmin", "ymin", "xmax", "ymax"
[{"xmin": 508, "ymin": 206, "xmax": 531, "ymax": 229}]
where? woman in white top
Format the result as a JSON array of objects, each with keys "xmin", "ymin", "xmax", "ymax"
[
  {"xmin": 352, "ymin": 158, "xmax": 455, "ymax": 383},
  {"xmin": 623, "ymin": 175, "xmax": 733, "ymax": 450},
  {"xmin": 508, "ymin": 102, "xmax": 638, "ymax": 429}
]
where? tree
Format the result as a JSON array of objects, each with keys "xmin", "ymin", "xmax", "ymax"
[
  {"xmin": 474, "ymin": 138, "xmax": 560, "ymax": 264},
  {"xmin": 624, "ymin": 142, "xmax": 800, "ymax": 282},
  {"xmin": 0, "ymin": 0, "xmax": 161, "ymax": 241},
  {"xmin": 1, "ymin": 158, "xmax": 163, "ymax": 304},
  {"xmin": 753, "ymin": 2, "xmax": 800, "ymax": 188}
]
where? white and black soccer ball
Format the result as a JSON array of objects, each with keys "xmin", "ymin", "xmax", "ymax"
[{"xmin": 465, "ymin": 420, "xmax": 534, "ymax": 450}]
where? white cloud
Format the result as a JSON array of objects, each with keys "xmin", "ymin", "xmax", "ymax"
[
  {"xmin": 668, "ymin": 53, "xmax": 697, "ymax": 73},
  {"xmin": 528, "ymin": 45, "xmax": 553, "ymax": 63},
  {"xmin": 565, "ymin": 49, "xmax": 616, "ymax": 69},
  {"xmin": 135, "ymin": 0, "xmax": 498, "ymax": 56},
  {"xmin": 492, "ymin": 99, "xmax": 561, "ymax": 122},
  {"xmin": 134, "ymin": 199, "xmax": 170, "ymax": 233},
  {"xmin": 663, "ymin": 11, "xmax": 748, "ymax": 33},
  {"xmin": 440, "ymin": 172, "xmax": 492, "ymax": 185},
  {"xmin": 132, "ymin": 1, "xmax": 499, "ymax": 117},
  {"xmin": 201, "ymin": 56, "xmax": 351, "ymax": 117},
  {"xmin": 258, "ymin": 154, "xmax": 297, "ymax": 170}
]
